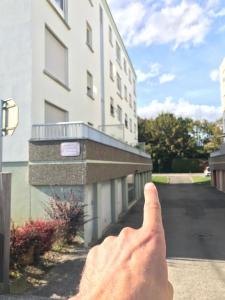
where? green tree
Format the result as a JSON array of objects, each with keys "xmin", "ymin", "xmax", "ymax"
[{"xmin": 138, "ymin": 114, "xmax": 223, "ymax": 172}]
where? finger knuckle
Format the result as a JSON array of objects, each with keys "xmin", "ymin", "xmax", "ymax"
[
  {"xmin": 87, "ymin": 245, "xmax": 99, "ymax": 260},
  {"xmin": 103, "ymin": 236, "xmax": 116, "ymax": 245},
  {"xmin": 120, "ymin": 227, "xmax": 135, "ymax": 238}
]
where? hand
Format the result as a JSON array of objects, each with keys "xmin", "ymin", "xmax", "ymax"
[{"xmin": 70, "ymin": 183, "xmax": 173, "ymax": 300}]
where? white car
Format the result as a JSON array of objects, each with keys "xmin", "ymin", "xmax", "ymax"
[{"xmin": 204, "ymin": 167, "xmax": 211, "ymax": 177}]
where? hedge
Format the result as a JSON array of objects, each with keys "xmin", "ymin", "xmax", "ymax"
[{"xmin": 171, "ymin": 158, "xmax": 208, "ymax": 173}]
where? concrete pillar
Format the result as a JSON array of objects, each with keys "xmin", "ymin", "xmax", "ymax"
[
  {"xmin": 0, "ymin": 174, "xmax": 11, "ymax": 294},
  {"xmin": 111, "ymin": 179, "xmax": 116, "ymax": 223},
  {"xmin": 122, "ymin": 176, "xmax": 128, "ymax": 212},
  {"xmin": 84, "ymin": 184, "xmax": 98, "ymax": 246}
]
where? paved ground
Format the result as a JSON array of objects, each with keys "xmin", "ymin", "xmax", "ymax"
[
  {"xmin": 3, "ymin": 177, "xmax": 225, "ymax": 299},
  {"xmin": 101, "ymin": 179, "xmax": 225, "ymax": 300}
]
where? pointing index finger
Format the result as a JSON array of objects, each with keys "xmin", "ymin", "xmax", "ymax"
[{"xmin": 142, "ymin": 182, "xmax": 163, "ymax": 230}]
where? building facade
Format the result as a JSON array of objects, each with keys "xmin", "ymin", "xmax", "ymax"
[
  {"xmin": 209, "ymin": 58, "xmax": 225, "ymax": 193},
  {"xmin": 0, "ymin": 0, "xmax": 152, "ymax": 244}
]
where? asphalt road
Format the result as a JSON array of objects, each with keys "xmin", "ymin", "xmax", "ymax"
[
  {"xmin": 103, "ymin": 180, "xmax": 225, "ymax": 300},
  {"xmin": 160, "ymin": 182, "xmax": 225, "ymax": 300}
]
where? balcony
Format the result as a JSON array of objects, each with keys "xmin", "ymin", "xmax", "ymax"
[
  {"xmin": 98, "ymin": 124, "xmax": 124, "ymax": 141},
  {"xmin": 31, "ymin": 122, "xmax": 150, "ymax": 158}
]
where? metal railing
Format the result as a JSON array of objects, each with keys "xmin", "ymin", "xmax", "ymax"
[{"xmin": 31, "ymin": 122, "xmax": 151, "ymax": 158}]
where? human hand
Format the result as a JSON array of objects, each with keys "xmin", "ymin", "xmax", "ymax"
[{"xmin": 70, "ymin": 182, "xmax": 173, "ymax": 300}]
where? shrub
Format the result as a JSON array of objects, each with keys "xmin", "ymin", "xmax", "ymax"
[
  {"xmin": 171, "ymin": 158, "xmax": 208, "ymax": 173},
  {"xmin": 10, "ymin": 220, "xmax": 60, "ymax": 265},
  {"xmin": 44, "ymin": 191, "xmax": 87, "ymax": 243}
]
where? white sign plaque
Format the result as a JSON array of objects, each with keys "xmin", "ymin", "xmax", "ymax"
[{"xmin": 60, "ymin": 142, "xmax": 81, "ymax": 157}]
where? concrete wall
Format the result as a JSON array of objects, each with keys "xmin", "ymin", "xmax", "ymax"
[
  {"xmin": 3, "ymin": 163, "xmax": 30, "ymax": 225},
  {"xmin": 0, "ymin": 0, "xmax": 32, "ymax": 162}
]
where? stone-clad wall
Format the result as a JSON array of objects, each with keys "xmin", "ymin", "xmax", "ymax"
[{"xmin": 29, "ymin": 139, "xmax": 152, "ymax": 186}]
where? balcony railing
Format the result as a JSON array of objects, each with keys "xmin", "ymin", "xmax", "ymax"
[
  {"xmin": 31, "ymin": 122, "xmax": 151, "ymax": 158},
  {"xmin": 98, "ymin": 124, "xmax": 125, "ymax": 141}
]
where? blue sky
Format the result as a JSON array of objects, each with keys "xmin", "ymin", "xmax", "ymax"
[{"xmin": 108, "ymin": 0, "xmax": 225, "ymax": 121}]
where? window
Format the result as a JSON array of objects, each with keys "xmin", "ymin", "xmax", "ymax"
[
  {"xmin": 117, "ymin": 105, "xmax": 122, "ymax": 123},
  {"xmin": 54, "ymin": 0, "xmax": 68, "ymax": 19},
  {"xmin": 124, "ymin": 59, "xmax": 127, "ymax": 74},
  {"xmin": 45, "ymin": 101, "xmax": 68, "ymax": 124},
  {"xmin": 134, "ymin": 101, "xmax": 136, "ymax": 115},
  {"xmin": 124, "ymin": 85, "xmax": 127, "ymax": 101},
  {"xmin": 129, "ymin": 94, "xmax": 132, "ymax": 108},
  {"xmin": 86, "ymin": 22, "xmax": 93, "ymax": 51},
  {"xmin": 87, "ymin": 71, "xmax": 94, "ymax": 99},
  {"xmin": 133, "ymin": 78, "xmax": 136, "ymax": 95},
  {"xmin": 109, "ymin": 26, "xmax": 113, "ymax": 46},
  {"xmin": 129, "ymin": 119, "xmax": 132, "ymax": 132},
  {"xmin": 110, "ymin": 98, "xmax": 115, "ymax": 117},
  {"xmin": 125, "ymin": 113, "xmax": 128, "ymax": 129},
  {"xmin": 129, "ymin": 69, "xmax": 132, "ymax": 83},
  {"xmin": 110, "ymin": 61, "xmax": 114, "ymax": 81},
  {"xmin": 117, "ymin": 73, "xmax": 122, "ymax": 96},
  {"xmin": 116, "ymin": 42, "xmax": 121, "ymax": 66},
  {"xmin": 55, "ymin": 0, "xmax": 64, "ymax": 9},
  {"xmin": 134, "ymin": 123, "xmax": 137, "ymax": 135},
  {"xmin": 45, "ymin": 27, "xmax": 68, "ymax": 86}
]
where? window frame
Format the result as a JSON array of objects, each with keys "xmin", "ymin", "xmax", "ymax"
[
  {"xmin": 109, "ymin": 25, "xmax": 113, "ymax": 46},
  {"xmin": 116, "ymin": 42, "xmax": 121, "ymax": 66},
  {"xmin": 87, "ymin": 71, "xmax": 94, "ymax": 99},
  {"xmin": 110, "ymin": 97, "xmax": 115, "ymax": 117},
  {"xmin": 110, "ymin": 60, "xmax": 114, "ymax": 81},
  {"xmin": 86, "ymin": 21, "xmax": 93, "ymax": 52},
  {"xmin": 117, "ymin": 105, "xmax": 122, "ymax": 123},
  {"xmin": 125, "ymin": 113, "xmax": 128, "ymax": 129},
  {"xmin": 116, "ymin": 72, "xmax": 122, "ymax": 97},
  {"xmin": 124, "ymin": 58, "xmax": 127, "ymax": 74},
  {"xmin": 124, "ymin": 85, "xmax": 128, "ymax": 101},
  {"xmin": 129, "ymin": 118, "xmax": 132, "ymax": 133},
  {"xmin": 44, "ymin": 25, "xmax": 69, "ymax": 89}
]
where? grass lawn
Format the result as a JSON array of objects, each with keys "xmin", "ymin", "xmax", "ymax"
[
  {"xmin": 152, "ymin": 175, "xmax": 169, "ymax": 184},
  {"xmin": 192, "ymin": 176, "xmax": 211, "ymax": 184}
]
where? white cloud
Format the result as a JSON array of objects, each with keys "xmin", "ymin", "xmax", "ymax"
[
  {"xmin": 159, "ymin": 73, "xmax": 176, "ymax": 84},
  {"xmin": 210, "ymin": 69, "xmax": 219, "ymax": 81},
  {"xmin": 213, "ymin": 7, "xmax": 225, "ymax": 17},
  {"xmin": 138, "ymin": 98, "xmax": 222, "ymax": 121},
  {"xmin": 136, "ymin": 63, "xmax": 161, "ymax": 82},
  {"xmin": 108, "ymin": 0, "xmax": 212, "ymax": 49}
]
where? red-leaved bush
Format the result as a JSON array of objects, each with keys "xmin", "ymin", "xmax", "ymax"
[{"xmin": 10, "ymin": 220, "xmax": 60, "ymax": 265}]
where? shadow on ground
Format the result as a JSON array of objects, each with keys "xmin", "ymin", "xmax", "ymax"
[{"xmin": 25, "ymin": 248, "xmax": 87, "ymax": 299}]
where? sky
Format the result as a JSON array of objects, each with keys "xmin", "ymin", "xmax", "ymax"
[{"xmin": 107, "ymin": 0, "xmax": 225, "ymax": 121}]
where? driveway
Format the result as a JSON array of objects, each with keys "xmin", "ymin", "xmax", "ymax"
[{"xmin": 103, "ymin": 181, "xmax": 225, "ymax": 300}]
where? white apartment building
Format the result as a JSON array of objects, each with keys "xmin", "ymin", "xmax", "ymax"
[
  {"xmin": 0, "ymin": 0, "xmax": 152, "ymax": 243},
  {"xmin": 210, "ymin": 58, "xmax": 225, "ymax": 193},
  {"xmin": 1, "ymin": 0, "xmax": 137, "ymax": 167}
]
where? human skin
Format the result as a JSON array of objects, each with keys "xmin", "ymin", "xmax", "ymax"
[{"xmin": 70, "ymin": 183, "xmax": 173, "ymax": 300}]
